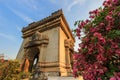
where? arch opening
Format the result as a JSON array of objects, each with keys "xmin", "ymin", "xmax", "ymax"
[
  {"xmin": 32, "ymin": 53, "xmax": 39, "ymax": 71},
  {"xmin": 22, "ymin": 47, "xmax": 40, "ymax": 72}
]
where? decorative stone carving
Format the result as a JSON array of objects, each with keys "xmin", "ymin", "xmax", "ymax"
[
  {"xmin": 24, "ymin": 31, "xmax": 49, "ymax": 48},
  {"xmin": 31, "ymin": 31, "xmax": 42, "ymax": 41},
  {"xmin": 64, "ymin": 39, "xmax": 74, "ymax": 51}
]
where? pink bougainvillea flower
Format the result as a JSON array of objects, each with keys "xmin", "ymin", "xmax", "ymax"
[
  {"xmin": 99, "ymin": 22, "xmax": 105, "ymax": 27},
  {"xmin": 99, "ymin": 37, "xmax": 106, "ymax": 44},
  {"xmin": 76, "ymin": 28, "xmax": 81, "ymax": 34},
  {"xmin": 93, "ymin": 32, "xmax": 101, "ymax": 37},
  {"xmin": 80, "ymin": 21, "xmax": 86, "ymax": 27},
  {"xmin": 118, "ymin": 12, "xmax": 120, "ymax": 17},
  {"xmin": 83, "ymin": 37, "xmax": 89, "ymax": 42},
  {"xmin": 89, "ymin": 15, "xmax": 95, "ymax": 19},
  {"xmin": 109, "ymin": 11, "xmax": 113, "ymax": 15},
  {"xmin": 89, "ymin": 9, "xmax": 99, "ymax": 16},
  {"xmin": 94, "ymin": 9, "xmax": 99, "ymax": 15},
  {"xmin": 90, "ymin": 27, "xmax": 99, "ymax": 32},
  {"xmin": 115, "ymin": 49, "xmax": 120, "ymax": 55},
  {"xmin": 112, "ymin": 0, "xmax": 119, "ymax": 4},
  {"xmin": 110, "ymin": 72, "xmax": 120, "ymax": 80},
  {"xmin": 85, "ymin": 19, "xmax": 90, "ymax": 23},
  {"xmin": 73, "ymin": 54, "xmax": 80, "ymax": 59},
  {"xmin": 97, "ymin": 43, "xmax": 105, "ymax": 53},
  {"xmin": 110, "ymin": 77, "xmax": 117, "ymax": 80},
  {"xmin": 89, "ymin": 11, "xmax": 93, "ymax": 14},
  {"xmin": 97, "ymin": 53, "xmax": 106, "ymax": 61},
  {"xmin": 93, "ymin": 32, "xmax": 106, "ymax": 44},
  {"xmin": 111, "ymin": 42, "xmax": 118, "ymax": 48},
  {"xmin": 76, "ymin": 28, "xmax": 81, "ymax": 38},
  {"xmin": 106, "ymin": 25, "xmax": 112, "ymax": 31},
  {"xmin": 73, "ymin": 68, "xmax": 78, "ymax": 77},
  {"xmin": 103, "ymin": 0, "xmax": 112, "ymax": 7},
  {"xmin": 73, "ymin": 0, "xmax": 120, "ymax": 79},
  {"xmin": 97, "ymin": 77, "xmax": 102, "ymax": 80},
  {"xmin": 105, "ymin": 15, "xmax": 113, "ymax": 21}
]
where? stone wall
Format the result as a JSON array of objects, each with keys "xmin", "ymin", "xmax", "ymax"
[{"xmin": 48, "ymin": 76, "xmax": 83, "ymax": 80}]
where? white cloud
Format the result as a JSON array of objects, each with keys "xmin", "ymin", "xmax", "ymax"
[
  {"xmin": 10, "ymin": 8, "xmax": 33, "ymax": 23},
  {"xmin": 0, "ymin": 33, "xmax": 16, "ymax": 42},
  {"xmin": 67, "ymin": 0, "xmax": 86, "ymax": 11}
]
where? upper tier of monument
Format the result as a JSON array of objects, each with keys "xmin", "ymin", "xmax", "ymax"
[{"xmin": 21, "ymin": 9, "xmax": 74, "ymax": 42}]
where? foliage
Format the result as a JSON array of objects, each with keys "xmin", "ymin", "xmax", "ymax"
[
  {"xmin": 0, "ymin": 60, "xmax": 32, "ymax": 80},
  {"xmin": 19, "ymin": 72, "xmax": 30, "ymax": 79},
  {"xmin": 73, "ymin": 0, "xmax": 120, "ymax": 80},
  {"xmin": 0, "ymin": 60, "xmax": 20, "ymax": 80}
]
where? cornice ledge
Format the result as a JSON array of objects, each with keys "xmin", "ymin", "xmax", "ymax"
[{"xmin": 22, "ymin": 9, "xmax": 63, "ymax": 33}]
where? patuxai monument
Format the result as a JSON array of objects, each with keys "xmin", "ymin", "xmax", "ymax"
[{"xmin": 16, "ymin": 9, "xmax": 76, "ymax": 79}]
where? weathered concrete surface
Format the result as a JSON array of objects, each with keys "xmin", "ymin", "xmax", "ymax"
[
  {"xmin": 48, "ymin": 76, "xmax": 83, "ymax": 80},
  {"xmin": 21, "ymin": 76, "xmax": 83, "ymax": 80},
  {"xmin": 16, "ymin": 9, "xmax": 75, "ymax": 77}
]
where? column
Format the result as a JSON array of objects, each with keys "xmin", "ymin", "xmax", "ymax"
[{"xmin": 37, "ymin": 44, "xmax": 46, "ymax": 72}]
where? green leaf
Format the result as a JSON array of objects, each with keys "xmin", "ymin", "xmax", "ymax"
[{"xmin": 82, "ymin": 48, "xmax": 88, "ymax": 53}]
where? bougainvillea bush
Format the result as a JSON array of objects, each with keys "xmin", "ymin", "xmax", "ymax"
[{"xmin": 73, "ymin": 0, "xmax": 120, "ymax": 80}]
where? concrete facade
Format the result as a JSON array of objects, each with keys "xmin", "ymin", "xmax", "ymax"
[
  {"xmin": 48, "ymin": 76, "xmax": 83, "ymax": 80},
  {"xmin": 16, "ymin": 9, "xmax": 75, "ymax": 77}
]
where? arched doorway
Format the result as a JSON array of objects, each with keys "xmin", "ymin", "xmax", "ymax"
[
  {"xmin": 22, "ymin": 47, "xmax": 40, "ymax": 72},
  {"xmin": 31, "ymin": 52, "xmax": 39, "ymax": 71}
]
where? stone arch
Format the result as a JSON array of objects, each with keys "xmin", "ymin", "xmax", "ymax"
[
  {"xmin": 21, "ymin": 31, "xmax": 49, "ymax": 73},
  {"xmin": 22, "ymin": 47, "xmax": 40, "ymax": 72}
]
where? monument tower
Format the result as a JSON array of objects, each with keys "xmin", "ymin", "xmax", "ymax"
[{"xmin": 16, "ymin": 9, "xmax": 75, "ymax": 76}]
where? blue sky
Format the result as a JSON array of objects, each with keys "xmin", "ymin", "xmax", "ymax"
[{"xmin": 0, "ymin": 0, "xmax": 104, "ymax": 59}]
